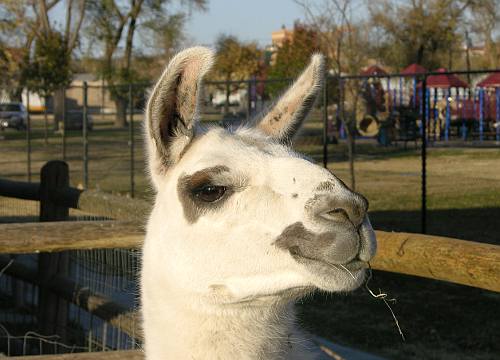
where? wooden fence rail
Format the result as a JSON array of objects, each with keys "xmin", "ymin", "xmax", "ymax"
[{"xmin": 1, "ymin": 221, "xmax": 499, "ymax": 293}]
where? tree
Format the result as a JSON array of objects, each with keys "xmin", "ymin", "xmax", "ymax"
[
  {"xmin": 212, "ymin": 35, "xmax": 262, "ymax": 114},
  {"xmin": 24, "ymin": 32, "xmax": 72, "ymax": 97},
  {"xmin": 86, "ymin": 0, "xmax": 207, "ymax": 127},
  {"xmin": 0, "ymin": 2, "xmax": 40, "ymax": 101},
  {"xmin": 0, "ymin": 46, "xmax": 28, "ymax": 101},
  {"xmin": 368, "ymin": 0, "xmax": 478, "ymax": 70},
  {"xmin": 24, "ymin": 31, "xmax": 72, "ymax": 143},
  {"xmin": 0, "ymin": 0, "xmax": 87, "ymax": 129},
  {"xmin": 267, "ymin": 22, "xmax": 320, "ymax": 98},
  {"xmin": 466, "ymin": 0, "xmax": 500, "ymax": 69}
]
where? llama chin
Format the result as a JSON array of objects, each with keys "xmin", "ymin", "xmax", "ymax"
[{"xmin": 141, "ymin": 46, "xmax": 377, "ymax": 360}]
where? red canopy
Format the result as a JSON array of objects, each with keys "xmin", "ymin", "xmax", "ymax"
[
  {"xmin": 401, "ymin": 63, "xmax": 427, "ymax": 75},
  {"xmin": 477, "ymin": 73, "xmax": 500, "ymax": 88},
  {"xmin": 424, "ymin": 68, "xmax": 469, "ymax": 88},
  {"xmin": 360, "ymin": 65, "xmax": 387, "ymax": 76}
]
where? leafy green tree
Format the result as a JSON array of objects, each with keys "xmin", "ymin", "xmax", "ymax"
[
  {"xmin": 24, "ymin": 32, "xmax": 72, "ymax": 95},
  {"xmin": 0, "ymin": 46, "xmax": 29, "ymax": 101},
  {"xmin": 267, "ymin": 22, "xmax": 320, "ymax": 98},
  {"xmin": 0, "ymin": 0, "xmax": 86, "ymax": 130},
  {"xmin": 23, "ymin": 31, "xmax": 72, "ymax": 143},
  {"xmin": 212, "ymin": 35, "xmax": 262, "ymax": 114}
]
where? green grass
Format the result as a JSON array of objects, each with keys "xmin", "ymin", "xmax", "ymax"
[{"xmin": 1, "ymin": 114, "xmax": 499, "ymax": 359}]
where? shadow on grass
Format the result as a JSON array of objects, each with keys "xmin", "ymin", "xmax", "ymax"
[{"xmin": 369, "ymin": 207, "xmax": 500, "ymax": 245}]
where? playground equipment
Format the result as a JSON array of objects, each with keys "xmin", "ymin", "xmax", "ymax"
[{"xmin": 353, "ymin": 66, "xmax": 500, "ymax": 143}]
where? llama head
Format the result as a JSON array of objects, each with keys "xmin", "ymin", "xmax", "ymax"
[{"xmin": 144, "ymin": 47, "xmax": 376, "ymax": 307}]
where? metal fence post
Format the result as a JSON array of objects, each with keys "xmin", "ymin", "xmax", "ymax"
[
  {"xmin": 26, "ymin": 91, "xmax": 31, "ymax": 182},
  {"xmin": 445, "ymin": 88, "xmax": 450, "ymax": 141},
  {"xmin": 322, "ymin": 74, "xmax": 328, "ymax": 168},
  {"xmin": 83, "ymin": 82, "xmax": 89, "ymax": 189},
  {"xmin": 479, "ymin": 88, "xmax": 484, "ymax": 141},
  {"xmin": 421, "ymin": 76, "xmax": 427, "ymax": 234},
  {"xmin": 129, "ymin": 84, "xmax": 135, "ymax": 198},
  {"xmin": 496, "ymin": 88, "xmax": 500, "ymax": 142},
  {"xmin": 62, "ymin": 87, "xmax": 66, "ymax": 161},
  {"xmin": 338, "ymin": 78, "xmax": 345, "ymax": 139},
  {"xmin": 247, "ymin": 80, "xmax": 252, "ymax": 120}
]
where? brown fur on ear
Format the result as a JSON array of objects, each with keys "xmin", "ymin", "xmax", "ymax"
[
  {"xmin": 146, "ymin": 47, "xmax": 214, "ymax": 175},
  {"xmin": 257, "ymin": 54, "xmax": 325, "ymax": 142}
]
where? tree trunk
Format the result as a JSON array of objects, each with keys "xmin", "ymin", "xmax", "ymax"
[
  {"xmin": 224, "ymin": 80, "xmax": 230, "ymax": 115},
  {"xmin": 346, "ymin": 129, "xmax": 356, "ymax": 191},
  {"xmin": 43, "ymin": 100, "xmax": 49, "ymax": 145},
  {"xmin": 114, "ymin": 97, "xmax": 128, "ymax": 127},
  {"xmin": 53, "ymin": 88, "xmax": 65, "ymax": 131},
  {"xmin": 10, "ymin": 87, "xmax": 23, "ymax": 102}
]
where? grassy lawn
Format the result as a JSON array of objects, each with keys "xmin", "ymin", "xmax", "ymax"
[{"xmin": 1, "ymin": 114, "xmax": 499, "ymax": 359}]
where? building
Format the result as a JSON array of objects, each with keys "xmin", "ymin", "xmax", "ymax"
[{"xmin": 271, "ymin": 26, "xmax": 294, "ymax": 48}]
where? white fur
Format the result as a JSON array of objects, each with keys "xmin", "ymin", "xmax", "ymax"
[{"xmin": 141, "ymin": 47, "xmax": 377, "ymax": 359}]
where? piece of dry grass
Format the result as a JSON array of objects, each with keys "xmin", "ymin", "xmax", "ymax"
[{"xmin": 364, "ymin": 263, "xmax": 405, "ymax": 341}]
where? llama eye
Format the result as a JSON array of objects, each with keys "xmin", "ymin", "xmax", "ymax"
[{"xmin": 193, "ymin": 185, "xmax": 227, "ymax": 202}]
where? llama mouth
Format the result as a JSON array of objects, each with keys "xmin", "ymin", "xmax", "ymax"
[{"xmin": 290, "ymin": 248, "xmax": 367, "ymax": 277}]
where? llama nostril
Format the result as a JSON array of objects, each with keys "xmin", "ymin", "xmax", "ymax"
[{"xmin": 289, "ymin": 246, "xmax": 301, "ymax": 257}]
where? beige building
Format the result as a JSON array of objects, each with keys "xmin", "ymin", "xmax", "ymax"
[
  {"xmin": 271, "ymin": 26, "xmax": 294, "ymax": 48},
  {"xmin": 65, "ymin": 74, "xmax": 116, "ymax": 113},
  {"xmin": 269, "ymin": 26, "xmax": 294, "ymax": 65}
]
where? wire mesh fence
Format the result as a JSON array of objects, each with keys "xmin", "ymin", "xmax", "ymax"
[{"xmin": 0, "ymin": 248, "xmax": 140, "ymax": 356}]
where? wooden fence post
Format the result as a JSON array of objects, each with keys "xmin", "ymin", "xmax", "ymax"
[{"xmin": 38, "ymin": 160, "xmax": 71, "ymax": 345}]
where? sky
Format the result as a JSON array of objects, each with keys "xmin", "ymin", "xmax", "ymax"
[{"xmin": 183, "ymin": 0, "xmax": 305, "ymax": 47}]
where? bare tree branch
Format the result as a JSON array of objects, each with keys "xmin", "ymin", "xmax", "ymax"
[
  {"xmin": 67, "ymin": 0, "xmax": 86, "ymax": 52},
  {"xmin": 64, "ymin": 0, "xmax": 74, "ymax": 43},
  {"xmin": 37, "ymin": 0, "xmax": 52, "ymax": 35}
]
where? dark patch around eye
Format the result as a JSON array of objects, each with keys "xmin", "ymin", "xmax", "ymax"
[{"xmin": 177, "ymin": 166, "xmax": 233, "ymax": 223}]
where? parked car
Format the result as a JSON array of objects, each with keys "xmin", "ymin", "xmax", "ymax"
[
  {"xmin": 63, "ymin": 110, "xmax": 93, "ymax": 130},
  {"xmin": 0, "ymin": 103, "xmax": 28, "ymax": 130}
]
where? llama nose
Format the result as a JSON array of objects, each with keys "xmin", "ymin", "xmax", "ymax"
[{"xmin": 319, "ymin": 192, "xmax": 368, "ymax": 227}]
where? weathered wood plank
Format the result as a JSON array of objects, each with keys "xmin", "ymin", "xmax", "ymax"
[
  {"xmin": 371, "ymin": 230, "xmax": 500, "ymax": 293},
  {"xmin": 1, "ymin": 222, "xmax": 499, "ymax": 292},
  {"xmin": 0, "ymin": 221, "xmax": 143, "ymax": 253},
  {"xmin": 12, "ymin": 350, "xmax": 144, "ymax": 359}
]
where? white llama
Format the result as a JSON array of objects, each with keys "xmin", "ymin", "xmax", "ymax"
[{"xmin": 141, "ymin": 47, "xmax": 377, "ymax": 360}]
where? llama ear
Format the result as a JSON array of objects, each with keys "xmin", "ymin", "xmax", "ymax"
[
  {"xmin": 257, "ymin": 54, "xmax": 325, "ymax": 141},
  {"xmin": 146, "ymin": 47, "xmax": 214, "ymax": 181}
]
